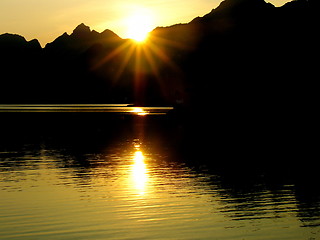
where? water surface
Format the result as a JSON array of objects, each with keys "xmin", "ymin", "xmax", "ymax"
[
  {"xmin": 0, "ymin": 104, "xmax": 173, "ymax": 114},
  {"xmin": 0, "ymin": 116, "xmax": 319, "ymax": 239}
]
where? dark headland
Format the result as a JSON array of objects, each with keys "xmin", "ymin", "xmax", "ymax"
[{"xmin": 1, "ymin": 0, "xmax": 318, "ymax": 105}]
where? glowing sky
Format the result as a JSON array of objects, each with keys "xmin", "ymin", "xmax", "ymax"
[{"xmin": 0, "ymin": 0, "xmax": 290, "ymax": 46}]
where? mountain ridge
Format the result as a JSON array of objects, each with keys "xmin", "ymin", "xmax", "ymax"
[
  {"xmin": 1, "ymin": 0, "xmax": 315, "ymax": 50},
  {"xmin": 44, "ymin": 23, "xmax": 122, "ymax": 52},
  {"xmin": 0, "ymin": 0, "xmax": 318, "ymax": 105}
]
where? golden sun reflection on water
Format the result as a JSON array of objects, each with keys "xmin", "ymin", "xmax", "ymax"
[
  {"xmin": 130, "ymin": 107, "xmax": 148, "ymax": 116},
  {"xmin": 131, "ymin": 150, "xmax": 148, "ymax": 195},
  {"xmin": 1, "ymin": 136, "xmax": 317, "ymax": 240}
]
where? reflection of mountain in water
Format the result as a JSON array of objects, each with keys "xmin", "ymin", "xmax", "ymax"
[
  {"xmin": 0, "ymin": 0, "xmax": 318, "ymax": 107},
  {"xmin": 1, "ymin": 119, "xmax": 319, "ymax": 234}
]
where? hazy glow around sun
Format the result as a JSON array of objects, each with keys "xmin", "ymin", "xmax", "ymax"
[{"xmin": 125, "ymin": 8, "xmax": 154, "ymax": 42}]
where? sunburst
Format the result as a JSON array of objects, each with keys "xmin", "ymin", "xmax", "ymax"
[{"xmin": 92, "ymin": 28, "xmax": 184, "ymax": 105}]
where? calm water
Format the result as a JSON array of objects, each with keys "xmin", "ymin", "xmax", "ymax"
[
  {"xmin": 0, "ymin": 105, "xmax": 173, "ymax": 114},
  {"xmin": 0, "ymin": 116, "xmax": 319, "ymax": 240}
]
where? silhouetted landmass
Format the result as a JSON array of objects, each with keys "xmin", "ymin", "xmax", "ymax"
[
  {"xmin": 0, "ymin": 34, "xmax": 42, "ymax": 102},
  {"xmin": 0, "ymin": 0, "xmax": 317, "ymax": 107}
]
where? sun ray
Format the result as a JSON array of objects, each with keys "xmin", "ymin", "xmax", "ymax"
[
  {"xmin": 91, "ymin": 40, "xmax": 132, "ymax": 70},
  {"xmin": 142, "ymin": 45, "xmax": 172, "ymax": 99},
  {"xmin": 142, "ymin": 46, "xmax": 160, "ymax": 79},
  {"xmin": 91, "ymin": 17, "xmax": 187, "ymax": 105},
  {"xmin": 146, "ymin": 39, "xmax": 182, "ymax": 74},
  {"xmin": 133, "ymin": 45, "xmax": 146, "ymax": 103},
  {"xmin": 114, "ymin": 42, "xmax": 136, "ymax": 80}
]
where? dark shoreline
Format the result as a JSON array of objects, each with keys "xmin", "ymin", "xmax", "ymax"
[{"xmin": 1, "ymin": 110, "xmax": 315, "ymax": 171}]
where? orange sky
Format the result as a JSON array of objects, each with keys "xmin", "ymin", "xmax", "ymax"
[{"xmin": 0, "ymin": 0, "xmax": 290, "ymax": 46}]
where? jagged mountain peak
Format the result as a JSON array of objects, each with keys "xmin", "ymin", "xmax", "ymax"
[
  {"xmin": 216, "ymin": 0, "xmax": 274, "ymax": 9},
  {"xmin": 72, "ymin": 23, "xmax": 91, "ymax": 37},
  {"xmin": 101, "ymin": 29, "xmax": 120, "ymax": 39},
  {"xmin": 197, "ymin": 0, "xmax": 275, "ymax": 25},
  {"xmin": 0, "ymin": 33, "xmax": 41, "ymax": 50},
  {"xmin": 0, "ymin": 0, "xmax": 317, "ymax": 105},
  {"xmin": 44, "ymin": 23, "xmax": 122, "ymax": 51},
  {"xmin": 0, "ymin": 33, "xmax": 27, "ymax": 44}
]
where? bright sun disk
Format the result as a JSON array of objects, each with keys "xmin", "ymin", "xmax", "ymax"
[{"xmin": 126, "ymin": 11, "xmax": 154, "ymax": 42}]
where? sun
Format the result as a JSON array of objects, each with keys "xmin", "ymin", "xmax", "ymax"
[{"xmin": 125, "ymin": 10, "xmax": 154, "ymax": 43}]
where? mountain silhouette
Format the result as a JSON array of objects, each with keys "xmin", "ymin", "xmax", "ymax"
[
  {"xmin": 0, "ymin": 33, "xmax": 41, "ymax": 50},
  {"xmin": 150, "ymin": 0, "xmax": 317, "ymax": 109},
  {"xmin": 45, "ymin": 23, "xmax": 121, "ymax": 53},
  {"xmin": 0, "ymin": 0, "xmax": 317, "ymax": 106}
]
